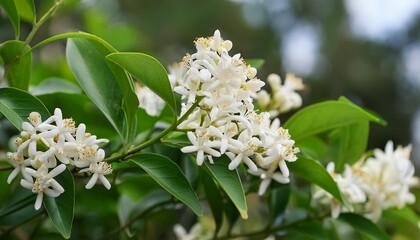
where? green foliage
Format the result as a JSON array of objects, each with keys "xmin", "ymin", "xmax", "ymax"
[
  {"xmin": 0, "ymin": 1, "xmax": 418, "ymax": 239},
  {"xmin": 129, "ymin": 153, "xmax": 202, "ymax": 216},
  {"xmin": 0, "ymin": 40, "xmax": 32, "ymax": 90},
  {"xmin": 43, "ymin": 169, "xmax": 75, "ymax": 239},
  {"xmin": 0, "ymin": 87, "xmax": 50, "ymax": 130}
]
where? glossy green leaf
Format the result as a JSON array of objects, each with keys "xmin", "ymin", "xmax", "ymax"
[
  {"xmin": 0, "ymin": 0, "xmax": 20, "ymax": 38},
  {"xmin": 200, "ymin": 168, "xmax": 223, "ymax": 235},
  {"xmin": 288, "ymin": 155, "xmax": 351, "ymax": 210},
  {"xmin": 338, "ymin": 96, "xmax": 387, "ymax": 125},
  {"xmin": 284, "ymin": 100, "xmax": 385, "ymax": 141},
  {"xmin": 332, "ymin": 121, "xmax": 369, "ymax": 172},
  {"xmin": 0, "ymin": 87, "xmax": 50, "ymax": 131},
  {"xmin": 14, "ymin": 0, "xmax": 35, "ymax": 23},
  {"xmin": 204, "ymin": 156, "xmax": 248, "ymax": 219},
  {"xmin": 107, "ymin": 53, "xmax": 177, "ymax": 119},
  {"xmin": 129, "ymin": 153, "xmax": 202, "ymax": 216},
  {"xmin": 66, "ymin": 38, "xmax": 139, "ymax": 144},
  {"xmin": 269, "ymin": 184, "xmax": 290, "ymax": 222},
  {"xmin": 0, "ymin": 40, "xmax": 32, "ymax": 90},
  {"xmin": 339, "ymin": 213, "xmax": 390, "ymax": 240},
  {"xmin": 0, "ymin": 187, "xmax": 38, "ymax": 226},
  {"xmin": 31, "ymin": 78, "xmax": 82, "ymax": 96},
  {"xmin": 44, "ymin": 168, "xmax": 75, "ymax": 239}
]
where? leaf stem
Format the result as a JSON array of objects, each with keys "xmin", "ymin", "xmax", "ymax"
[
  {"xmin": 25, "ymin": 0, "xmax": 64, "ymax": 45},
  {"xmin": 105, "ymin": 97, "xmax": 203, "ymax": 162}
]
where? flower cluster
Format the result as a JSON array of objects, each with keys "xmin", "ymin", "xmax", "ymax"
[
  {"xmin": 313, "ymin": 141, "xmax": 419, "ymax": 221},
  {"xmin": 171, "ymin": 30, "xmax": 299, "ymax": 195},
  {"xmin": 256, "ymin": 73, "xmax": 304, "ymax": 118},
  {"xmin": 135, "ymin": 81, "xmax": 166, "ymax": 116},
  {"xmin": 6, "ymin": 108, "xmax": 111, "ymax": 210}
]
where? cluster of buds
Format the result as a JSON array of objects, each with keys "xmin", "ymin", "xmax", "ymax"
[
  {"xmin": 170, "ymin": 30, "xmax": 300, "ymax": 195},
  {"xmin": 256, "ymin": 73, "xmax": 304, "ymax": 118},
  {"xmin": 7, "ymin": 108, "xmax": 111, "ymax": 210},
  {"xmin": 313, "ymin": 141, "xmax": 418, "ymax": 221}
]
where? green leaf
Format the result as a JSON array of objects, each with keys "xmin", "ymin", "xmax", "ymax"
[
  {"xmin": 338, "ymin": 96, "xmax": 387, "ymax": 125},
  {"xmin": 0, "ymin": 87, "xmax": 50, "ymax": 131},
  {"xmin": 288, "ymin": 155, "xmax": 351, "ymax": 210},
  {"xmin": 339, "ymin": 213, "xmax": 390, "ymax": 240},
  {"xmin": 106, "ymin": 53, "xmax": 177, "ymax": 119},
  {"xmin": 31, "ymin": 78, "xmax": 82, "ymax": 96},
  {"xmin": 200, "ymin": 168, "xmax": 223, "ymax": 236},
  {"xmin": 332, "ymin": 121, "xmax": 369, "ymax": 172},
  {"xmin": 0, "ymin": 187, "xmax": 38, "ymax": 226},
  {"xmin": 14, "ymin": 0, "xmax": 35, "ymax": 23},
  {"xmin": 269, "ymin": 184, "xmax": 290, "ymax": 222},
  {"xmin": 129, "ymin": 153, "xmax": 202, "ymax": 216},
  {"xmin": 203, "ymin": 156, "xmax": 248, "ymax": 219},
  {"xmin": 66, "ymin": 38, "xmax": 139, "ymax": 144},
  {"xmin": 284, "ymin": 99, "xmax": 385, "ymax": 141},
  {"xmin": 0, "ymin": 40, "xmax": 32, "ymax": 90},
  {"xmin": 0, "ymin": 0, "xmax": 20, "ymax": 38},
  {"xmin": 43, "ymin": 168, "xmax": 75, "ymax": 239}
]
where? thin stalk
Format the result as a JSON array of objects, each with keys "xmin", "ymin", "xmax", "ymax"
[
  {"xmin": 25, "ymin": 0, "xmax": 64, "ymax": 45},
  {"xmin": 105, "ymin": 96, "xmax": 203, "ymax": 163}
]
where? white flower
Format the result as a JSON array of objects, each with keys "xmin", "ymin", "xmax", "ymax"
[
  {"xmin": 20, "ymin": 164, "xmax": 66, "ymax": 210},
  {"xmin": 249, "ymin": 161, "xmax": 290, "ymax": 196},
  {"xmin": 6, "ymin": 152, "xmax": 31, "ymax": 183},
  {"xmin": 355, "ymin": 141, "xmax": 418, "ymax": 221},
  {"xmin": 256, "ymin": 73, "xmax": 304, "ymax": 118},
  {"xmin": 173, "ymin": 223, "xmax": 212, "ymax": 240},
  {"xmin": 226, "ymin": 130, "xmax": 261, "ymax": 171},
  {"xmin": 181, "ymin": 129, "xmax": 221, "ymax": 165},
  {"xmin": 312, "ymin": 162, "xmax": 366, "ymax": 218},
  {"xmin": 135, "ymin": 82, "xmax": 166, "ymax": 116},
  {"xmin": 80, "ymin": 161, "xmax": 112, "ymax": 190}
]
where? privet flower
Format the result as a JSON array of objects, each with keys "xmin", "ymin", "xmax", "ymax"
[
  {"xmin": 170, "ymin": 30, "xmax": 299, "ymax": 194},
  {"xmin": 313, "ymin": 141, "xmax": 418, "ymax": 221},
  {"xmin": 6, "ymin": 108, "xmax": 111, "ymax": 210},
  {"xmin": 256, "ymin": 73, "xmax": 304, "ymax": 118},
  {"xmin": 135, "ymin": 82, "xmax": 166, "ymax": 116}
]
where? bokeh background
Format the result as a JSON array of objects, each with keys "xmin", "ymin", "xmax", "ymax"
[{"xmin": 2, "ymin": 0, "xmax": 420, "ymax": 165}]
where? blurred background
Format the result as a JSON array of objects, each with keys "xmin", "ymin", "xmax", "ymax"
[{"xmin": 1, "ymin": 0, "xmax": 420, "ymax": 165}]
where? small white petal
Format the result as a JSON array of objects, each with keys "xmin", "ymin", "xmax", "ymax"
[
  {"xmin": 20, "ymin": 179, "xmax": 34, "ymax": 189},
  {"xmin": 48, "ymin": 164, "xmax": 66, "ymax": 178},
  {"xmin": 7, "ymin": 168, "xmax": 20, "ymax": 184},
  {"xmin": 258, "ymin": 179, "xmax": 271, "ymax": 196},
  {"xmin": 99, "ymin": 175, "xmax": 111, "ymax": 190},
  {"xmin": 85, "ymin": 173, "xmax": 99, "ymax": 189},
  {"xmin": 34, "ymin": 193, "xmax": 43, "ymax": 210}
]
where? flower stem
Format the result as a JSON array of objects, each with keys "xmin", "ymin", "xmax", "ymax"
[
  {"xmin": 25, "ymin": 0, "xmax": 64, "ymax": 45},
  {"xmin": 105, "ymin": 96, "xmax": 204, "ymax": 162}
]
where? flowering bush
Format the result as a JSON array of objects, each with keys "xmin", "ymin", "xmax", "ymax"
[{"xmin": 0, "ymin": 1, "xmax": 419, "ymax": 239}]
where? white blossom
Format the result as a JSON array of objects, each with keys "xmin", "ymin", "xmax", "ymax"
[
  {"xmin": 135, "ymin": 82, "xmax": 166, "ymax": 116},
  {"xmin": 6, "ymin": 108, "xmax": 111, "ymax": 209}
]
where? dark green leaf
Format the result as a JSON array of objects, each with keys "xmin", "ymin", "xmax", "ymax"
[
  {"xmin": 66, "ymin": 38, "xmax": 138, "ymax": 144},
  {"xmin": 44, "ymin": 168, "xmax": 75, "ymax": 239},
  {"xmin": 0, "ymin": 187, "xmax": 38, "ymax": 226},
  {"xmin": 284, "ymin": 100, "xmax": 385, "ymax": 141},
  {"xmin": 200, "ymin": 168, "xmax": 223, "ymax": 235},
  {"xmin": 0, "ymin": 0, "xmax": 20, "ymax": 38},
  {"xmin": 339, "ymin": 213, "xmax": 390, "ymax": 240},
  {"xmin": 0, "ymin": 40, "xmax": 32, "ymax": 90},
  {"xmin": 31, "ymin": 78, "xmax": 82, "ymax": 95},
  {"xmin": 106, "ymin": 53, "xmax": 176, "ymax": 119},
  {"xmin": 129, "ymin": 153, "xmax": 202, "ymax": 216},
  {"xmin": 0, "ymin": 87, "xmax": 50, "ymax": 130},
  {"xmin": 203, "ymin": 155, "xmax": 248, "ymax": 219},
  {"xmin": 288, "ymin": 155, "xmax": 351, "ymax": 210},
  {"xmin": 269, "ymin": 184, "xmax": 290, "ymax": 222}
]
